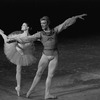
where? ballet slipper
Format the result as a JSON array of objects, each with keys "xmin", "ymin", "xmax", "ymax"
[
  {"xmin": 45, "ymin": 94, "xmax": 57, "ymax": 100},
  {"xmin": 26, "ymin": 90, "xmax": 31, "ymax": 98}
]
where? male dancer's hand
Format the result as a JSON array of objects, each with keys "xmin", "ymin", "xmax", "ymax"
[{"xmin": 76, "ymin": 14, "xmax": 87, "ymax": 20}]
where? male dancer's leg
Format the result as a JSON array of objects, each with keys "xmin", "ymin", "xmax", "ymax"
[
  {"xmin": 45, "ymin": 54, "xmax": 58, "ymax": 99},
  {"xmin": 15, "ymin": 64, "xmax": 21, "ymax": 96},
  {"xmin": 26, "ymin": 54, "xmax": 49, "ymax": 97}
]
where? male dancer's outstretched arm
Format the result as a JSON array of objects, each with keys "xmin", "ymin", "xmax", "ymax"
[{"xmin": 54, "ymin": 14, "xmax": 87, "ymax": 33}]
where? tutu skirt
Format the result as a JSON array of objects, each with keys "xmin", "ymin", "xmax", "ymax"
[{"xmin": 4, "ymin": 41, "xmax": 37, "ymax": 66}]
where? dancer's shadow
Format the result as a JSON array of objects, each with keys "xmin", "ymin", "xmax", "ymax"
[
  {"xmin": 22, "ymin": 75, "xmax": 100, "ymax": 99},
  {"xmin": 54, "ymin": 78, "xmax": 100, "ymax": 97}
]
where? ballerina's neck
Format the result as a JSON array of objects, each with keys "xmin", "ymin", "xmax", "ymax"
[{"xmin": 22, "ymin": 30, "xmax": 29, "ymax": 36}]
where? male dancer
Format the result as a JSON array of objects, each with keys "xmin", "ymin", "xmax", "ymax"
[{"xmin": 21, "ymin": 14, "xmax": 87, "ymax": 99}]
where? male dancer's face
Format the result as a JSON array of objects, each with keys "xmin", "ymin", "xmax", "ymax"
[{"xmin": 40, "ymin": 20, "xmax": 48, "ymax": 31}]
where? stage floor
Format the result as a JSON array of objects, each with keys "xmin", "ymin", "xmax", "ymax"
[{"xmin": 1, "ymin": 37, "xmax": 100, "ymax": 100}]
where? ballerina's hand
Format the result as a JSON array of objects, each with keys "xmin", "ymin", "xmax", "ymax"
[{"xmin": 0, "ymin": 29, "xmax": 4, "ymax": 35}]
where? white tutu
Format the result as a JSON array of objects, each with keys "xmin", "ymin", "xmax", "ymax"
[{"xmin": 4, "ymin": 31, "xmax": 37, "ymax": 66}]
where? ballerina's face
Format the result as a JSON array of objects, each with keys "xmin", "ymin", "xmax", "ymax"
[{"xmin": 21, "ymin": 23, "xmax": 29, "ymax": 31}]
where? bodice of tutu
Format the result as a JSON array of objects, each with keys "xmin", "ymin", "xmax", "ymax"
[{"xmin": 17, "ymin": 35, "xmax": 33, "ymax": 49}]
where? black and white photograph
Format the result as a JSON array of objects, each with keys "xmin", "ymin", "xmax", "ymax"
[{"xmin": 0, "ymin": 0, "xmax": 100, "ymax": 100}]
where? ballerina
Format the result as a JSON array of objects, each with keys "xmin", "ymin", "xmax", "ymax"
[{"xmin": 0, "ymin": 23, "xmax": 37, "ymax": 96}]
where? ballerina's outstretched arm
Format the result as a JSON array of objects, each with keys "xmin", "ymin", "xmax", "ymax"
[
  {"xmin": 0, "ymin": 29, "xmax": 19, "ymax": 43},
  {"xmin": 0, "ymin": 29, "xmax": 17, "ymax": 43}
]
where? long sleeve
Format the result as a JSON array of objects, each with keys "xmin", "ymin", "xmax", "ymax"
[
  {"xmin": 54, "ymin": 16, "xmax": 77, "ymax": 34},
  {"xmin": 54, "ymin": 14, "xmax": 87, "ymax": 34}
]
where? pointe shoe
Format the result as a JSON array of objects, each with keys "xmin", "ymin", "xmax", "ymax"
[
  {"xmin": 45, "ymin": 94, "xmax": 57, "ymax": 100},
  {"xmin": 15, "ymin": 86, "xmax": 20, "ymax": 96}
]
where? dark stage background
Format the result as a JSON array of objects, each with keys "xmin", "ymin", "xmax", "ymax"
[
  {"xmin": 1, "ymin": 1, "xmax": 100, "ymax": 99},
  {"xmin": 0, "ymin": 0, "xmax": 99, "ymax": 39}
]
